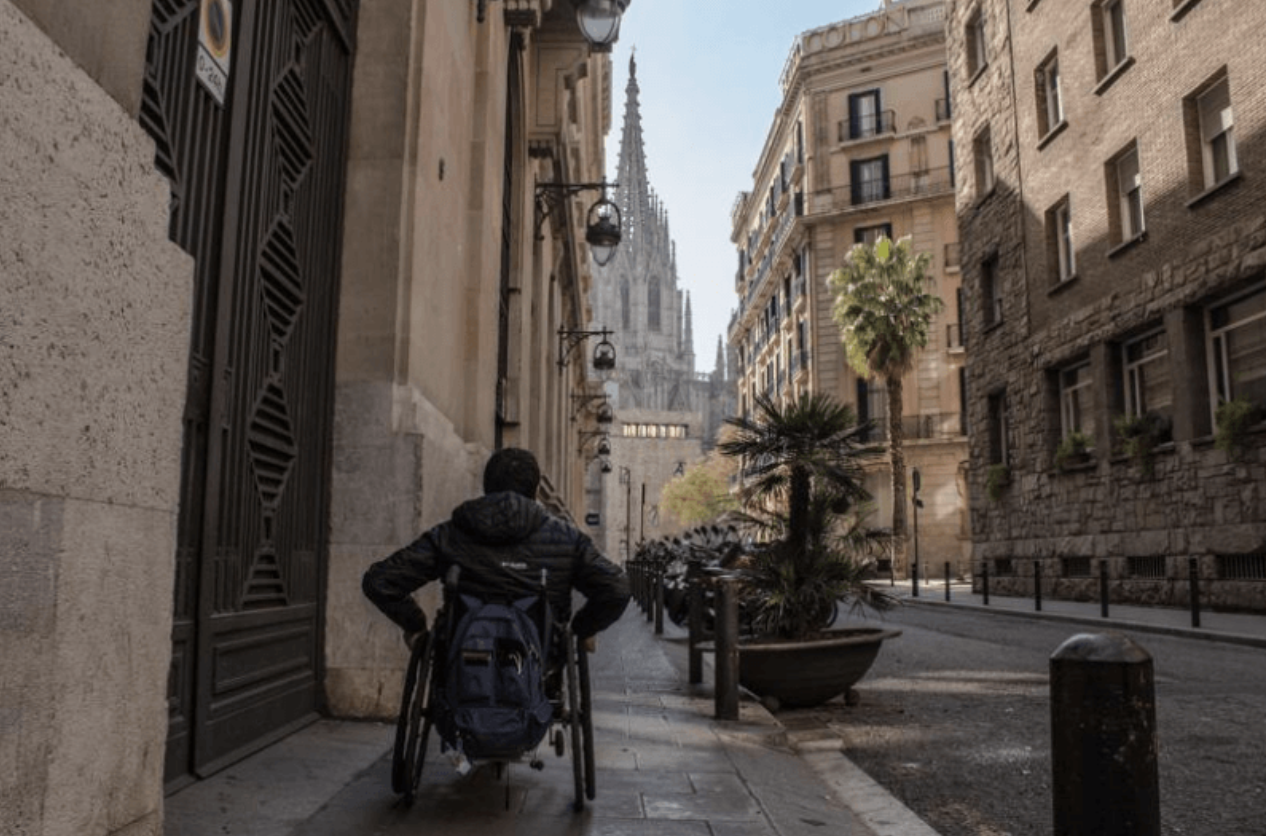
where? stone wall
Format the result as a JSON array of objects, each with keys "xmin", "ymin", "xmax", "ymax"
[{"xmin": 0, "ymin": 3, "xmax": 192, "ymax": 833}]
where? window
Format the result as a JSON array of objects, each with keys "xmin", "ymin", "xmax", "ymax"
[
  {"xmin": 981, "ymin": 253, "xmax": 1001, "ymax": 327},
  {"xmin": 854, "ymin": 224, "xmax": 893, "ymax": 246},
  {"xmin": 848, "ymin": 89, "xmax": 883, "ymax": 139},
  {"xmin": 1035, "ymin": 52, "xmax": 1063, "ymax": 139},
  {"xmin": 1093, "ymin": 0, "xmax": 1129, "ymax": 81},
  {"xmin": 1123, "ymin": 329, "xmax": 1172, "ymax": 421},
  {"xmin": 973, "ymin": 126, "xmax": 994, "ymax": 200},
  {"xmin": 1186, "ymin": 73, "xmax": 1237, "ymax": 193},
  {"xmin": 1208, "ymin": 283, "xmax": 1266, "ymax": 409},
  {"xmin": 648, "ymin": 275, "xmax": 661, "ymax": 331},
  {"xmin": 1046, "ymin": 196, "xmax": 1075, "ymax": 282},
  {"xmin": 966, "ymin": 7, "xmax": 988, "ymax": 79},
  {"xmin": 850, "ymin": 155, "xmax": 890, "ymax": 205},
  {"xmin": 1103, "ymin": 0, "xmax": 1127, "ymax": 69},
  {"xmin": 1107, "ymin": 143, "xmax": 1144, "ymax": 245},
  {"xmin": 1060, "ymin": 361, "xmax": 1095, "ymax": 439},
  {"xmin": 987, "ymin": 390, "xmax": 1009, "ymax": 465}
]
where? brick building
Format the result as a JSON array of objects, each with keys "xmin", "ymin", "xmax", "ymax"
[
  {"xmin": 729, "ymin": 0, "xmax": 971, "ymax": 577},
  {"xmin": 948, "ymin": 0, "xmax": 1266, "ymax": 608}
]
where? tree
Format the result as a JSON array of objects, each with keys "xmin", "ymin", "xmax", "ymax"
[
  {"xmin": 659, "ymin": 449, "xmax": 739, "ymax": 528},
  {"xmin": 717, "ymin": 392, "xmax": 887, "ymax": 639},
  {"xmin": 827, "ymin": 235, "xmax": 943, "ymax": 577}
]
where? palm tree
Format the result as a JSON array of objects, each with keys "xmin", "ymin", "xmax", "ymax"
[
  {"xmin": 827, "ymin": 236, "xmax": 944, "ymax": 578},
  {"xmin": 718, "ymin": 393, "xmax": 889, "ymax": 639}
]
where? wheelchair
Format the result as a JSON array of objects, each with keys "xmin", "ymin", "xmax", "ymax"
[{"xmin": 390, "ymin": 568, "xmax": 596, "ymax": 812}]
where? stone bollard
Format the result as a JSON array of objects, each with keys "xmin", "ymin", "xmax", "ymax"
[{"xmin": 1050, "ymin": 633, "xmax": 1160, "ymax": 836}]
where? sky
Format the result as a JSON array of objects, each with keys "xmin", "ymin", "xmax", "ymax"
[{"xmin": 603, "ymin": 0, "xmax": 885, "ymax": 367}]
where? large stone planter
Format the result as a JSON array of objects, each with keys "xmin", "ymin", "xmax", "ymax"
[{"xmin": 739, "ymin": 627, "xmax": 901, "ymax": 709}]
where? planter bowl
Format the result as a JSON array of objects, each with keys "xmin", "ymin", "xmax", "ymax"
[{"xmin": 739, "ymin": 627, "xmax": 901, "ymax": 709}]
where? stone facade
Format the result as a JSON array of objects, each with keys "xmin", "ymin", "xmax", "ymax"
[
  {"xmin": 729, "ymin": 0, "xmax": 971, "ymax": 577},
  {"xmin": 0, "ymin": 2, "xmax": 191, "ymax": 834},
  {"xmin": 948, "ymin": 0, "xmax": 1266, "ymax": 609},
  {"xmin": 0, "ymin": 1, "xmax": 625, "ymax": 832}
]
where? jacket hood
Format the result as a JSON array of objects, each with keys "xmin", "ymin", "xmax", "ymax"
[{"xmin": 452, "ymin": 491, "xmax": 549, "ymax": 546}]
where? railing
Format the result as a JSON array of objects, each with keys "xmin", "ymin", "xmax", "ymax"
[
  {"xmin": 812, "ymin": 167, "xmax": 953, "ymax": 212},
  {"xmin": 903, "ymin": 412, "xmax": 966, "ymax": 440},
  {"xmin": 936, "ymin": 98, "xmax": 951, "ymax": 122},
  {"xmin": 839, "ymin": 110, "xmax": 896, "ymax": 143},
  {"xmin": 944, "ymin": 241, "xmax": 961, "ymax": 269}
]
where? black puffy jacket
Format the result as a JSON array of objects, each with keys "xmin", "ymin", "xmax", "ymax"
[{"xmin": 362, "ymin": 491, "xmax": 630, "ymax": 640}]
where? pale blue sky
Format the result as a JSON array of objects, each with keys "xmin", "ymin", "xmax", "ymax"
[{"xmin": 605, "ymin": 0, "xmax": 883, "ymax": 367}]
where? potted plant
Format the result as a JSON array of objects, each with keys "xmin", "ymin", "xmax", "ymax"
[
  {"xmin": 1214, "ymin": 396, "xmax": 1261, "ymax": 461},
  {"xmin": 1114, "ymin": 411, "xmax": 1171, "ymax": 478},
  {"xmin": 1054, "ymin": 430, "xmax": 1093, "ymax": 472},
  {"xmin": 717, "ymin": 393, "xmax": 901, "ymax": 709},
  {"xmin": 985, "ymin": 463, "xmax": 1011, "ymax": 502}
]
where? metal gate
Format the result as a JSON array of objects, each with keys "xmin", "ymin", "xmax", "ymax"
[{"xmin": 139, "ymin": 0, "xmax": 357, "ymax": 786}]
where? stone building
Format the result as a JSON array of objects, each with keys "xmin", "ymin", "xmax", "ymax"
[
  {"xmin": 948, "ymin": 0, "xmax": 1266, "ymax": 608},
  {"xmin": 0, "ymin": 1, "xmax": 627, "ymax": 833},
  {"xmin": 584, "ymin": 57, "xmax": 735, "ymax": 558},
  {"xmin": 728, "ymin": 0, "xmax": 970, "ymax": 578}
]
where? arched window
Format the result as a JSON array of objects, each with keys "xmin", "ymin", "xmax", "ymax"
[
  {"xmin": 648, "ymin": 276, "xmax": 661, "ymax": 331},
  {"xmin": 621, "ymin": 280, "xmax": 630, "ymax": 329}
]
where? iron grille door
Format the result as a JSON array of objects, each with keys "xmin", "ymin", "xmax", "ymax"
[{"xmin": 141, "ymin": 0, "xmax": 357, "ymax": 784}]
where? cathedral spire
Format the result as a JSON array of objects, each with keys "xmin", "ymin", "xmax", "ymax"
[
  {"xmin": 615, "ymin": 53, "xmax": 654, "ymax": 247},
  {"xmin": 683, "ymin": 291, "xmax": 694, "ymax": 364}
]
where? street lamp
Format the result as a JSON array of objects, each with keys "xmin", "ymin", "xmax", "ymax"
[
  {"xmin": 558, "ymin": 327, "xmax": 617, "ymax": 371},
  {"xmin": 478, "ymin": 0, "xmax": 631, "ymax": 52},
  {"xmin": 535, "ymin": 180, "xmax": 622, "ymax": 267}
]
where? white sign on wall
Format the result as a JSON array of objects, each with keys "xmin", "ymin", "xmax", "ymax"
[{"xmin": 195, "ymin": 0, "xmax": 233, "ymax": 105}]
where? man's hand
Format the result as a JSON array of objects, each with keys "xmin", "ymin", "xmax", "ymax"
[
  {"xmin": 404, "ymin": 629, "xmax": 428, "ymax": 651},
  {"xmin": 581, "ymin": 635, "xmax": 597, "ymax": 654}
]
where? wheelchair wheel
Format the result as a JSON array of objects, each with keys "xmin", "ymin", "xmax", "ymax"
[
  {"xmin": 564, "ymin": 626, "xmax": 585, "ymax": 812},
  {"xmin": 577, "ymin": 639, "xmax": 596, "ymax": 800},
  {"xmin": 392, "ymin": 628, "xmax": 436, "ymax": 805}
]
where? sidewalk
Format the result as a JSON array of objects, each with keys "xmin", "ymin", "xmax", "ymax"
[
  {"xmin": 164, "ymin": 606, "xmax": 941, "ymax": 836},
  {"xmin": 877, "ymin": 577, "xmax": 1266, "ymax": 649}
]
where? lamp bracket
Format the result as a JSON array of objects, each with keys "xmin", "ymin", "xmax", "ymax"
[
  {"xmin": 570, "ymin": 392, "xmax": 611, "ymax": 421},
  {"xmin": 534, "ymin": 179, "xmax": 618, "ymax": 240},
  {"xmin": 557, "ymin": 326, "xmax": 613, "ymax": 370}
]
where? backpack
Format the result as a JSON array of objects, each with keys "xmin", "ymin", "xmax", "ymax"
[{"xmin": 436, "ymin": 594, "xmax": 554, "ymax": 761}]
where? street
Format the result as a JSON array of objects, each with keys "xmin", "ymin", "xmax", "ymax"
[{"xmin": 792, "ymin": 604, "xmax": 1266, "ymax": 836}]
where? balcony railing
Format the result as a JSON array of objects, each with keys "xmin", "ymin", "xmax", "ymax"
[
  {"xmin": 814, "ymin": 166, "xmax": 953, "ymax": 212},
  {"xmin": 904, "ymin": 412, "xmax": 966, "ymax": 440},
  {"xmin": 839, "ymin": 110, "xmax": 896, "ymax": 143}
]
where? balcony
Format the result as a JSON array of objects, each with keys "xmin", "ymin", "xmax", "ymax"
[
  {"xmin": 904, "ymin": 412, "xmax": 966, "ymax": 440},
  {"xmin": 839, "ymin": 110, "xmax": 896, "ymax": 143},
  {"xmin": 812, "ymin": 166, "xmax": 953, "ymax": 213}
]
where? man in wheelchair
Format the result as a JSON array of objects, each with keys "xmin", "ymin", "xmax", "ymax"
[{"xmin": 362, "ymin": 447, "xmax": 631, "ymax": 692}]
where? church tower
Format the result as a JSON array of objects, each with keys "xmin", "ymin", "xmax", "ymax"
[
  {"xmin": 590, "ymin": 55, "xmax": 697, "ymax": 413},
  {"xmin": 585, "ymin": 55, "xmax": 736, "ymax": 561}
]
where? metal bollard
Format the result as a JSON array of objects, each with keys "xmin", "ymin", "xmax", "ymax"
[
  {"xmin": 715, "ymin": 579, "xmax": 740, "ymax": 721},
  {"xmin": 1035, "ymin": 560, "xmax": 1043, "ymax": 612},
  {"xmin": 1100, "ymin": 559, "xmax": 1110, "ymax": 619},
  {"xmin": 687, "ymin": 565, "xmax": 704, "ymax": 685},
  {"xmin": 654, "ymin": 568, "xmax": 665, "ymax": 635},
  {"xmin": 982, "ymin": 561, "xmax": 990, "ymax": 606},
  {"xmin": 945, "ymin": 561, "xmax": 952, "ymax": 601},
  {"xmin": 912, "ymin": 561, "xmax": 920, "ymax": 598},
  {"xmin": 1189, "ymin": 556, "xmax": 1201, "ymax": 629},
  {"xmin": 1050, "ymin": 633, "xmax": 1160, "ymax": 836}
]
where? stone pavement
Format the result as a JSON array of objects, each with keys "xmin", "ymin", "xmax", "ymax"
[{"xmin": 164, "ymin": 606, "xmax": 940, "ymax": 836}]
